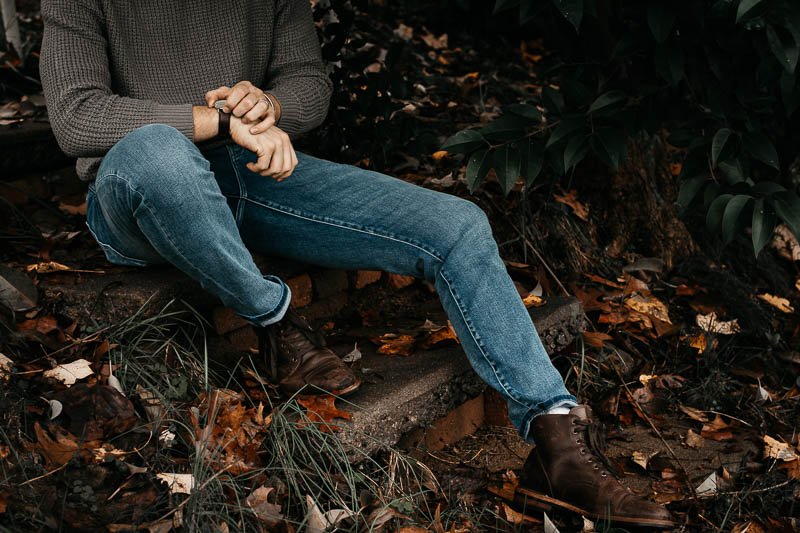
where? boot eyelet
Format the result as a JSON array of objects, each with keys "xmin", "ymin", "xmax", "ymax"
[
  {"xmin": 601, "ymin": 472, "xmax": 608, "ymax": 477},
  {"xmin": 580, "ymin": 448, "xmax": 586, "ymax": 454}
]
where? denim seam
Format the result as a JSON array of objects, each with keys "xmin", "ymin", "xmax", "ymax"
[
  {"xmin": 237, "ymin": 196, "xmax": 445, "ymax": 263},
  {"xmin": 96, "ymin": 172, "xmax": 269, "ymax": 310},
  {"xmin": 226, "ymin": 145, "xmax": 247, "ymax": 225},
  {"xmin": 437, "ymin": 267, "xmax": 531, "ymax": 411},
  {"xmin": 84, "ymin": 220, "xmax": 150, "ymax": 267}
]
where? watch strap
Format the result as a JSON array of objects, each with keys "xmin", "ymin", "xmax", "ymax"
[{"xmin": 214, "ymin": 100, "xmax": 230, "ymax": 138}]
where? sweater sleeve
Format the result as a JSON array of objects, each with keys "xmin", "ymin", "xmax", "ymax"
[
  {"xmin": 265, "ymin": 0, "xmax": 333, "ymax": 137},
  {"xmin": 39, "ymin": 0, "xmax": 195, "ymax": 158}
]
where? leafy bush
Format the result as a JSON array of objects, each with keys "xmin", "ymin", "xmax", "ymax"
[{"xmin": 443, "ymin": 0, "xmax": 800, "ymax": 255}]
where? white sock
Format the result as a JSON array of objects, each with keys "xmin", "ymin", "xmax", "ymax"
[{"xmin": 546, "ymin": 401, "xmax": 577, "ymax": 415}]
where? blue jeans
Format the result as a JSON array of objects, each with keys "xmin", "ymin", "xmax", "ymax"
[{"xmin": 86, "ymin": 124, "xmax": 576, "ymax": 439}]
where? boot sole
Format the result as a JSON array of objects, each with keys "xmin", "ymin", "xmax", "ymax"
[
  {"xmin": 515, "ymin": 487, "xmax": 676, "ymax": 529},
  {"xmin": 289, "ymin": 377, "xmax": 362, "ymax": 399}
]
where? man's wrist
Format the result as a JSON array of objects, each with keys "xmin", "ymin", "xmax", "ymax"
[{"xmin": 192, "ymin": 106, "xmax": 220, "ymax": 142}]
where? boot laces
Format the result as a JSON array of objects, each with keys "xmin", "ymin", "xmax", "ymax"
[
  {"xmin": 574, "ymin": 418, "xmax": 622, "ymax": 477},
  {"xmin": 256, "ymin": 308, "xmax": 325, "ymax": 383}
]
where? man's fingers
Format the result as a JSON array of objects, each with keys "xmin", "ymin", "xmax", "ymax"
[
  {"xmin": 223, "ymin": 83, "xmax": 252, "ymax": 112},
  {"xmin": 243, "ymin": 100, "xmax": 269, "ymax": 124},
  {"xmin": 264, "ymin": 141, "xmax": 285, "ymax": 177},
  {"xmin": 231, "ymin": 93, "xmax": 260, "ymax": 118},
  {"xmin": 250, "ymin": 114, "xmax": 276, "ymax": 134},
  {"xmin": 205, "ymin": 86, "xmax": 231, "ymax": 106}
]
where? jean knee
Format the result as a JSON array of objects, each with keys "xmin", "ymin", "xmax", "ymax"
[{"xmin": 102, "ymin": 124, "xmax": 206, "ymax": 190}]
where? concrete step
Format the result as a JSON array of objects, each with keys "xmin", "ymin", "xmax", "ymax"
[
  {"xmin": 334, "ymin": 297, "xmax": 584, "ymax": 456},
  {"xmin": 38, "ymin": 262, "xmax": 585, "ymax": 458}
]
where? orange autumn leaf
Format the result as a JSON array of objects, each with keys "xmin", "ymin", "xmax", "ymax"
[
  {"xmin": 701, "ymin": 415, "xmax": 734, "ymax": 441},
  {"xmin": 432, "ymin": 150, "xmax": 449, "ymax": 161},
  {"xmin": 298, "ymin": 395, "xmax": 352, "ymax": 431},
  {"xmin": 583, "ymin": 272, "xmax": 625, "ymax": 289},
  {"xmin": 553, "ymin": 189, "xmax": 589, "ymax": 221},
  {"xmin": 522, "ymin": 292, "xmax": 545, "ymax": 308},
  {"xmin": 669, "ymin": 163, "xmax": 682, "ymax": 176},
  {"xmin": 421, "ymin": 322, "xmax": 459, "ymax": 349},
  {"xmin": 18, "ymin": 315, "xmax": 59, "ymax": 335},
  {"xmin": 374, "ymin": 333, "xmax": 416, "ymax": 357},
  {"xmin": 583, "ymin": 331, "xmax": 613, "ymax": 348}
]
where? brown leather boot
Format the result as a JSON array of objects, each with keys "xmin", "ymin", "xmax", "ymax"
[
  {"xmin": 516, "ymin": 405, "xmax": 676, "ymax": 529},
  {"xmin": 254, "ymin": 306, "xmax": 360, "ymax": 397}
]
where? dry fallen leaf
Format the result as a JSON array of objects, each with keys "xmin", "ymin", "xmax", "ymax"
[
  {"xmin": 421, "ymin": 322, "xmax": 459, "ymax": 349},
  {"xmin": 43, "ymin": 359, "xmax": 94, "ymax": 386},
  {"xmin": 157, "ymin": 473, "xmax": 194, "ymax": 495},
  {"xmin": 26, "ymin": 261, "xmax": 71, "ymax": 274},
  {"xmin": 687, "ymin": 333, "xmax": 710, "ymax": 353},
  {"xmin": 0, "ymin": 353, "xmax": 13, "ymax": 381},
  {"xmin": 696, "ymin": 312, "xmax": 740, "ymax": 335},
  {"xmin": 554, "ymin": 189, "xmax": 589, "ymax": 221},
  {"xmin": 18, "ymin": 315, "xmax": 59, "ymax": 336},
  {"xmin": 685, "ymin": 429, "xmax": 704, "ymax": 449},
  {"xmin": 246, "ymin": 486, "xmax": 283, "ymax": 527},
  {"xmin": 678, "ymin": 404, "xmax": 709, "ymax": 423},
  {"xmin": 757, "ymin": 293, "xmax": 795, "ymax": 314},
  {"xmin": 763, "ymin": 435, "xmax": 799, "ymax": 462},
  {"xmin": 701, "ymin": 415, "xmax": 734, "ymax": 441},
  {"xmin": 298, "ymin": 395, "xmax": 352, "ymax": 431},
  {"xmin": 34, "ymin": 422, "xmax": 78, "ymax": 466},
  {"xmin": 696, "ymin": 472, "xmax": 718, "ymax": 497},
  {"xmin": 522, "ymin": 292, "xmax": 546, "ymax": 308},
  {"xmin": 373, "ymin": 333, "xmax": 416, "ymax": 357},
  {"xmin": 624, "ymin": 294, "xmax": 671, "ymax": 324},
  {"xmin": 771, "ymin": 224, "xmax": 800, "ymax": 262},
  {"xmin": 582, "ymin": 331, "xmax": 613, "ymax": 348},
  {"xmin": 420, "ymin": 31, "xmax": 448, "ymax": 50},
  {"xmin": 632, "ymin": 450, "xmax": 658, "ymax": 470},
  {"xmin": 500, "ymin": 503, "xmax": 539, "ymax": 525}
]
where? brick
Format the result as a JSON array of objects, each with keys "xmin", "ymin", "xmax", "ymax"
[
  {"xmin": 286, "ymin": 274, "xmax": 313, "ymax": 308},
  {"xmin": 300, "ymin": 293, "xmax": 348, "ymax": 323},
  {"xmin": 387, "ymin": 273, "xmax": 415, "ymax": 290},
  {"xmin": 483, "ymin": 388, "xmax": 513, "ymax": 427},
  {"xmin": 227, "ymin": 326, "xmax": 258, "ymax": 352},
  {"xmin": 353, "ymin": 270, "xmax": 382, "ymax": 289},
  {"xmin": 400, "ymin": 394, "xmax": 485, "ymax": 452},
  {"xmin": 212, "ymin": 306, "xmax": 249, "ymax": 335},
  {"xmin": 311, "ymin": 269, "xmax": 348, "ymax": 299}
]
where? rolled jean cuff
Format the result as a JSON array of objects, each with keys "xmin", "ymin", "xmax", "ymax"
[
  {"xmin": 240, "ymin": 275, "xmax": 292, "ymax": 326},
  {"xmin": 519, "ymin": 393, "xmax": 579, "ymax": 444}
]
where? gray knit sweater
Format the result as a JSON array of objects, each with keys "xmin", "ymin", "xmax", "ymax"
[{"xmin": 40, "ymin": 0, "xmax": 333, "ymax": 180}]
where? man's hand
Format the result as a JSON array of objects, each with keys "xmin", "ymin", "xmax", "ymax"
[
  {"xmin": 230, "ymin": 116, "xmax": 297, "ymax": 181},
  {"xmin": 205, "ymin": 81, "xmax": 280, "ymax": 135}
]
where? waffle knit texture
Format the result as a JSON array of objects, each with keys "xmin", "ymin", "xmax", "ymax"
[{"xmin": 39, "ymin": 0, "xmax": 333, "ymax": 180}]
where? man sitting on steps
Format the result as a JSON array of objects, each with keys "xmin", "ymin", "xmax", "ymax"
[{"xmin": 39, "ymin": 0, "xmax": 675, "ymax": 527}]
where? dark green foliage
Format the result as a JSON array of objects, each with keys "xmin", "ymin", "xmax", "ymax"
[{"xmin": 443, "ymin": 0, "xmax": 800, "ymax": 255}]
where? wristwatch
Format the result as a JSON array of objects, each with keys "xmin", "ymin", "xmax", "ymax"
[{"xmin": 213, "ymin": 99, "xmax": 230, "ymax": 138}]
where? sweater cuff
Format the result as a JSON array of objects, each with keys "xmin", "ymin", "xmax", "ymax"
[
  {"xmin": 152, "ymin": 103, "xmax": 195, "ymax": 141},
  {"xmin": 266, "ymin": 88, "xmax": 303, "ymax": 137}
]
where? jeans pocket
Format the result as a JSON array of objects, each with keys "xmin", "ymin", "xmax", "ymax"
[{"xmin": 86, "ymin": 186, "xmax": 152, "ymax": 267}]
